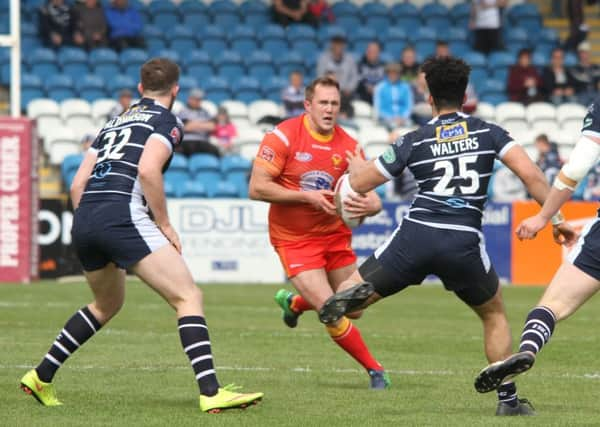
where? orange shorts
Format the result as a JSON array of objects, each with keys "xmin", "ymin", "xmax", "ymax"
[{"xmin": 273, "ymin": 233, "xmax": 357, "ymax": 278}]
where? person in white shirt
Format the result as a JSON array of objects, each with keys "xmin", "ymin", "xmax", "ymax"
[{"xmin": 470, "ymin": 0, "xmax": 507, "ymax": 54}]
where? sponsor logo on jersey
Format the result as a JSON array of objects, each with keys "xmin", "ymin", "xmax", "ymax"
[
  {"xmin": 259, "ymin": 146, "xmax": 275, "ymax": 162},
  {"xmin": 92, "ymin": 162, "xmax": 112, "ymax": 179},
  {"xmin": 295, "ymin": 152, "xmax": 313, "ymax": 162},
  {"xmin": 445, "ymin": 197, "xmax": 469, "ymax": 208},
  {"xmin": 583, "ymin": 116, "xmax": 593, "ymax": 128},
  {"xmin": 436, "ymin": 121, "xmax": 468, "ymax": 143},
  {"xmin": 299, "ymin": 170, "xmax": 334, "ymax": 191},
  {"xmin": 382, "ymin": 146, "xmax": 396, "ymax": 163},
  {"xmin": 331, "ymin": 153, "xmax": 343, "ymax": 168},
  {"xmin": 312, "ymin": 144, "xmax": 332, "ymax": 151},
  {"xmin": 170, "ymin": 126, "xmax": 181, "ymax": 145}
]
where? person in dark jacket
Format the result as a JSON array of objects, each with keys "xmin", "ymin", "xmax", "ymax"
[
  {"xmin": 38, "ymin": 0, "xmax": 74, "ymax": 48},
  {"xmin": 507, "ymin": 49, "xmax": 543, "ymax": 104}
]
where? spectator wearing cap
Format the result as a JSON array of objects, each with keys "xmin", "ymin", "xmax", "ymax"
[
  {"xmin": 281, "ymin": 70, "xmax": 306, "ymax": 118},
  {"xmin": 177, "ymin": 89, "xmax": 219, "ymax": 157},
  {"xmin": 507, "ymin": 48, "xmax": 543, "ymax": 105},
  {"xmin": 357, "ymin": 41, "xmax": 385, "ymax": 104},
  {"xmin": 541, "ymin": 47, "xmax": 577, "ymax": 105},
  {"xmin": 72, "ymin": 0, "xmax": 108, "ymax": 50},
  {"xmin": 108, "ymin": 89, "xmax": 133, "ymax": 118},
  {"xmin": 316, "ymin": 34, "xmax": 359, "ymax": 111},
  {"xmin": 570, "ymin": 41, "xmax": 600, "ymax": 105},
  {"xmin": 105, "ymin": 0, "xmax": 144, "ymax": 51},
  {"xmin": 470, "ymin": 0, "xmax": 506, "ymax": 55},
  {"xmin": 211, "ymin": 107, "xmax": 238, "ymax": 155},
  {"xmin": 373, "ymin": 62, "xmax": 413, "ymax": 130},
  {"xmin": 38, "ymin": 0, "xmax": 75, "ymax": 49},
  {"xmin": 272, "ymin": 0, "xmax": 317, "ymax": 27}
]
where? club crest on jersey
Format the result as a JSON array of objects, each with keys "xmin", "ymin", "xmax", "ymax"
[
  {"xmin": 295, "ymin": 152, "xmax": 313, "ymax": 162},
  {"xmin": 169, "ymin": 126, "xmax": 181, "ymax": 145},
  {"xmin": 259, "ymin": 146, "xmax": 275, "ymax": 162},
  {"xmin": 331, "ymin": 153, "xmax": 343, "ymax": 168},
  {"xmin": 299, "ymin": 170, "xmax": 334, "ymax": 191},
  {"xmin": 436, "ymin": 121, "xmax": 468, "ymax": 143}
]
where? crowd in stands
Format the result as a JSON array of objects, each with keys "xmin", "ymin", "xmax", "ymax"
[{"xmin": 3, "ymin": 0, "xmax": 599, "ymax": 202}]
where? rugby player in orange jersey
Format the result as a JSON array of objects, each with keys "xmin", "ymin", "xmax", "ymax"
[{"xmin": 249, "ymin": 76, "xmax": 389, "ymax": 389}]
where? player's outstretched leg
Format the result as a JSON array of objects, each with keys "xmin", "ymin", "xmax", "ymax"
[
  {"xmin": 318, "ymin": 282, "xmax": 375, "ymax": 324},
  {"xmin": 274, "ymin": 289, "xmax": 312, "ymax": 328}
]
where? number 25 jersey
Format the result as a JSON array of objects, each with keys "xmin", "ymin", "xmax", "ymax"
[{"xmin": 376, "ymin": 112, "xmax": 515, "ymax": 232}]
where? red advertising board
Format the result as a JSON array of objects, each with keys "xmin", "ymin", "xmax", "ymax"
[
  {"xmin": 512, "ymin": 201, "xmax": 598, "ymax": 285},
  {"xmin": 0, "ymin": 118, "xmax": 38, "ymax": 283}
]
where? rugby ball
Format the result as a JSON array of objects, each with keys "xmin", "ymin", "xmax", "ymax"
[{"xmin": 334, "ymin": 173, "xmax": 362, "ymax": 229}]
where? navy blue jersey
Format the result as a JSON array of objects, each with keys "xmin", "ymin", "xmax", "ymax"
[
  {"xmin": 375, "ymin": 112, "xmax": 515, "ymax": 231},
  {"xmin": 581, "ymin": 98, "xmax": 600, "ymax": 139},
  {"xmin": 81, "ymin": 97, "xmax": 184, "ymax": 208}
]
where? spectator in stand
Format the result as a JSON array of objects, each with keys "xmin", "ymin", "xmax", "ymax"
[
  {"xmin": 307, "ymin": 0, "xmax": 334, "ymax": 26},
  {"xmin": 570, "ymin": 41, "xmax": 600, "ymax": 105},
  {"xmin": 317, "ymin": 35, "xmax": 359, "ymax": 118},
  {"xmin": 211, "ymin": 107, "xmax": 238, "ymax": 155},
  {"xmin": 411, "ymin": 71, "xmax": 432, "ymax": 125},
  {"xmin": 564, "ymin": 0, "xmax": 589, "ymax": 51},
  {"xmin": 542, "ymin": 47, "xmax": 577, "ymax": 105},
  {"xmin": 507, "ymin": 48, "xmax": 543, "ymax": 105},
  {"xmin": 583, "ymin": 164, "xmax": 600, "ymax": 201},
  {"xmin": 282, "ymin": 70, "xmax": 306, "ymax": 118},
  {"xmin": 491, "ymin": 165, "xmax": 527, "ymax": 202},
  {"xmin": 72, "ymin": 0, "xmax": 108, "ymax": 50},
  {"xmin": 534, "ymin": 134, "xmax": 563, "ymax": 184},
  {"xmin": 272, "ymin": 0, "xmax": 317, "ymax": 27},
  {"xmin": 38, "ymin": 0, "xmax": 75, "ymax": 49},
  {"xmin": 470, "ymin": 0, "xmax": 506, "ymax": 55},
  {"xmin": 177, "ymin": 89, "xmax": 219, "ymax": 158},
  {"xmin": 373, "ymin": 63, "xmax": 413, "ymax": 130},
  {"xmin": 434, "ymin": 40, "xmax": 451, "ymax": 59},
  {"xmin": 399, "ymin": 47, "xmax": 419, "ymax": 83},
  {"xmin": 105, "ymin": 0, "xmax": 144, "ymax": 51},
  {"xmin": 108, "ymin": 89, "xmax": 133, "ymax": 118},
  {"xmin": 357, "ymin": 41, "xmax": 385, "ymax": 104}
]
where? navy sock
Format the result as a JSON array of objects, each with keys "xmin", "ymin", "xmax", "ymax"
[
  {"xmin": 178, "ymin": 316, "xmax": 220, "ymax": 396},
  {"xmin": 36, "ymin": 306, "xmax": 101, "ymax": 382},
  {"xmin": 497, "ymin": 381, "xmax": 518, "ymax": 407},
  {"xmin": 519, "ymin": 306, "xmax": 556, "ymax": 355}
]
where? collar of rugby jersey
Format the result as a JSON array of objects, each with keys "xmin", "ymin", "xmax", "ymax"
[{"xmin": 303, "ymin": 114, "xmax": 334, "ymax": 143}]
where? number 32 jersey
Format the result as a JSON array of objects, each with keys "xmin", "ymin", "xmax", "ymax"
[
  {"xmin": 376, "ymin": 112, "xmax": 515, "ymax": 232},
  {"xmin": 80, "ymin": 98, "xmax": 184, "ymax": 209}
]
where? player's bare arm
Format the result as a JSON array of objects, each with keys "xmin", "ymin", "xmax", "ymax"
[
  {"xmin": 138, "ymin": 137, "xmax": 182, "ymax": 253},
  {"xmin": 501, "ymin": 144, "xmax": 577, "ymax": 246},
  {"xmin": 70, "ymin": 151, "xmax": 97, "ymax": 209},
  {"xmin": 345, "ymin": 147, "xmax": 388, "ymax": 194},
  {"xmin": 249, "ymin": 164, "xmax": 336, "ymax": 214},
  {"xmin": 517, "ymin": 133, "xmax": 600, "ymax": 242}
]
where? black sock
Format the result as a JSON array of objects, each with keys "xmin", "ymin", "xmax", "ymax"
[
  {"xmin": 519, "ymin": 306, "xmax": 556, "ymax": 355},
  {"xmin": 497, "ymin": 381, "xmax": 518, "ymax": 407},
  {"xmin": 36, "ymin": 306, "xmax": 101, "ymax": 382},
  {"xmin": 178, "ymin": 316, "xmax": 220, "ymax": 396}
]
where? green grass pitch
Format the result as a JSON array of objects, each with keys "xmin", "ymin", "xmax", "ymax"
[{"xmin": 1, "ymin": 281, "xmax": 599, "ymax": 426}]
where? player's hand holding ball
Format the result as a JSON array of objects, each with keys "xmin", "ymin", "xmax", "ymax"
[{"xmin": 334, "ymin": 174, "xmax": 380, "ymax": 228}]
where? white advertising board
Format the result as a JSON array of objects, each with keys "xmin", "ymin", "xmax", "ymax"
[{"xmin": 168, "ymin": 199, "xmax": 284, "ymax": 283}]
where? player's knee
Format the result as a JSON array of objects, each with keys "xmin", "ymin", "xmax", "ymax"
[
  {"xmin": 171, "ymin": 284, "xmax": 203, "ymax": 311},
  {"xmin": 92, "ymin": 297, "xmax": 124, "ymax": 323}
]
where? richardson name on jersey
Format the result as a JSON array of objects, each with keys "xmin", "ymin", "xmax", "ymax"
[
  {"xmin": 431, "ymin": 121, "xmax": 479, "ymax": 156},
  {"xmin": 104, "ymin": 109, "xmax": 154, "ymax": 128}
]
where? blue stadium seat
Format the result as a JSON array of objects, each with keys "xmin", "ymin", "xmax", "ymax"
[
  {"xmin": 153, "ymin": 49, "xmax": 180, "ymax": 64},
  {"xmin": 408, "ymin": 26, "xmax": 437, "ymax": 43},
  {"xmin": 390, "ymin": 3, "xmax": 419, "ymax": 20},
  {"xmin": 262, "ymin": 39, "xmax": 289, "ymax": 58},
  {"xmin": 167, "ymin": 153, "xmax": 188, "ymax": 173},
  {"xmin": 216, "ymin": 64, "xmax": 245, "ymax": 82},
  {"xmin": 164, "ymin": 171, "xmax": 190, "ymax": 197},
  {"xmin": 450, "ymin": 3, "xmax": 471, "ymax": 23},
  {"xmin": 276, "ymin": 51, "xmax": 304, "ymax": 77},
  {"xmin": 45, "ymin": 74, "xmax": 74, "ymax": 91},
  {"xmin": 28, "ymin": 48, "xmax": 59, "ymax": 76},
  {"xmin": 449, "ymin": 41, "xmax": 471, "ymax": 58},
  {"xmin": 21, "ymin": 73, "xmax": 43, "ymax": 91},
  {"xmin": 246, "ymin": 50, "xmax": 276, "ymax": 79},
  {"xmin": 182, "ymin": 12, "xmax": 210, "ymax": 28},
  {"xmin": 59, "ymin": 47, "xmax": 90, "ymax": 76},
  {"xmin": 232, "ymin": 76, "xmax": 262, "ymax": 104},
  {"xmin": 504, "ymin": 28, "xmax": 529, "ymax": 46},
  {"xmin": 287, "ymin": 23, "xmax": 317, "ymax": 42},
  {"xmin": 201, "ymin": 39, "xmax": 229, "ymax": 57},
  {"xmin": 415, "ymin": 40, "xmax": 436, "ymax": 59},
  {"xmin": 47, "ymin": 88, "xmax": 77, "ymax": 102},
  {"xmin": 480, "ymin": 93, "xmax": 508, "ymax": 105},
  {"xmin": 317, "ymin": 25, "xmax": 346, "ymax": 45},
  {"xmin": 231, "ymin": 38, "xmax": 259, "ymax": 56},
  {"xmin": 360, "ymin": 2, "xmax": 388, "ymax": 18},
  {"xmin": 186, "ymin": 63, "xmax": 214, "ymax": 79},
  {"xmin": 178, "ymin": 75, "xmax": 199, "ymax": 93},
  {"xmin": 350, "ymin": 27, "xmax": 377, "ymax": 45},
  {"xmin": 488, "ymin": 51, "xmax": 514, "ymax": 69},
  {"xmin": 207, "ymin": 181, "xmax": 239, "ymax": 198},
  {"xmin": 424, "ymin": 17, "xmax": 448, "ymax": 29},
  {"xmin": 79, "ymin": 88, "xmax": 108, "ymax": 103},
  {"xmin": 189, "ymin": 153, "xmax": 220, "ymax": 175},
  {"xmin": 469, "ymin": 68, "xmax": 489, "ymax": 92},
  {"xmin": 383, "ymin": 27, "xmax": 407, "ymax": 43},
  {"xmin": 244, "ymin": 12, "xmax": 270, "ymax": 29},
  {"xmin": 195, "ymin": 171, "xmax": 222, "ymax": 190},
  {"xmin": 480, "ymin": 79, "xmax": 505, "ymax": 95},
  {"xmin": 22, "ymin": 89, "xmax": 45, "ymax": 109},
  {"xmin": 204, "ymin": 76, "xmax": 231, "ymax": 104},
  {"xmin": 89, "ymin": 48, "xmax": 119, "ymax": 65},
  {"xmin": 142, "ymin": 23, "xmax": 164, "ymax": 39},
  {"xmin": 20, "ymin": 21, "xmax": 37, "ymax": 37},
  {"xmin": 491, "ymin": 67, "xmax": 509, "ymax": 83},
  {"xmin": 383, "ymin": 40, "xmax": 406, "ymax": 58},
  {"xmin": 148, "ymin": 0, "xmax": 178, "ymax": 14},
  {"xmin": 221, "ymin": 155, "xmax": 251, "ymax": 173},
  {"xmin": 120, "ymin": 48, "xmax": 148, "ymax": 67},
  {"xmin": 208, "ymin": 0, "xmax": 238, "ymax": 14},
  {"xmin": 181, "ymin": 180, "xmax": 207, "ymax": 198},
  {"xmin": 447, "ymin": 27, "xmax": 468, "ymax": 42},
  {"xmin": 332, "ymin": 1, "xmax": 360, "ymax": 17},
  {"xmin": 258, "ymin": 24, "xmax": 286, "ymax": 43},
  {"xmin": 105, "ymin": 74, "xmax": 136, "ymax": 96},
  {"xmin": 180, "ymin": 0, "xmax": 207, "ymax": 14},
  {"xmin": 420, "ymin": 3, "xmax": 449, "ymax": 19},
  {"xmin": 183, "ymin": 50, "xmax": 212, "ymax": 69},
  {"xmin": 531, "ymin": 51, "xmax": 549, "ymax": 67},
  {"xmin": 564, "ymin": 51, "xmax": 577, "ymax": 67},
  {"xmin": 262, "ymin": 76, "xmax": 288, "ymax": 102},
  {"xmin": 394, "ymin": 16, "xmax": 422, "ymax": 32},
  {"xmin": 365, "ymin": 16, "xmax": 392, "ymax": 32},
  {"xmin": 463, "ymin": 51, "xmax": 487, "ymax": 71},
  {"xmin": 333, "ymin": 15, "xmax": 362, "ymax": 34},
  {"xmin": 75, "ymin": 74, "xmax": 105, "ymax": 93},
  {"xmin": 152, "ymin": 13, "xmax": 181, "ymax": 31},
  {"xmin": 224, "ymin": 172, "xmax": 249, "ymax": 198},
  {"xmin": 167, "ymin": 26, "xmax": 197, "ymax": 53},
  {"xmin": 239, "ymin": 0, "xmax": 269, "ymax": 15},
  {"xmin": 212, "ymin": 11, "xmax": 241, "ymax": 27},
  {"xmin": 508, "ymin": 3, "xmax": 541, "ymax": 30},
  {"xmin": 291, "ymin": 40, "xmax": 319, "ymax": 60}
]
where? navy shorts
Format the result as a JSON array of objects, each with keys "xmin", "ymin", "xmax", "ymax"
[
  {"xmin": 358, "ymin": 219, "xmax": 499, "ymax": 306},
  {"xmin": 72, "ymin": 202, "xmax": 169, "ymax": 272},
  {"xmin": 568, "ymin": 217, "xmax": 600, "ymax": 280}
]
